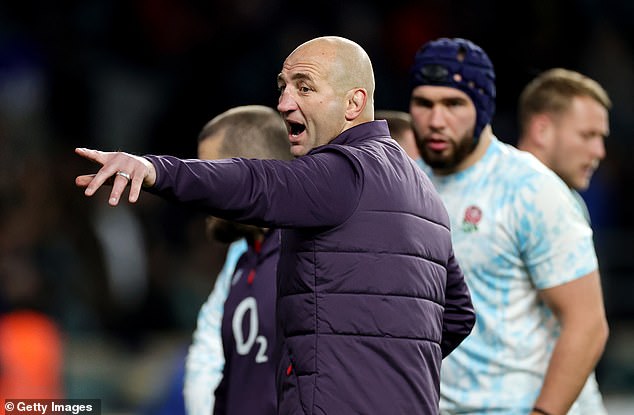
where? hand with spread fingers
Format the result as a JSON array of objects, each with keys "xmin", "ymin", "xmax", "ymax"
[{"xmin": 74, "ymin": 147, "xmax": 157, "ymax": 206}]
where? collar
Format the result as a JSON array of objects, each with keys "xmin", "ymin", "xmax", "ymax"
[{"xmin": 309, "ymin": 120, "xmax": 391, "ymax": 153}]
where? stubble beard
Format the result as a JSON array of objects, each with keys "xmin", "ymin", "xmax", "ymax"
[{"xmin": 419, "ymin": 130, "xmax": 477, "ymax": 172}]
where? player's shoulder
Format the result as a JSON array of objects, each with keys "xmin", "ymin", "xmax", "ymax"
[
  {"xmin": 493, "ymin": 138, "xmax": 548, "ymax": 174},
  {"xmin": 491, "ymin": 137, "xmax": 565, "ymax": 189}
]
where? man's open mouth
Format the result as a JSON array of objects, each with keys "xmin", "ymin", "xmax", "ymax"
[{"xmin": 289, "ymin": 121, "xmax": 306, "ymax": 137}]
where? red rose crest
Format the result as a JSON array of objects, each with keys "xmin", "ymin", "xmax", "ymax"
[{"xmin": 462, "ymin": 205, "xmax": 482, "ymax": 232}]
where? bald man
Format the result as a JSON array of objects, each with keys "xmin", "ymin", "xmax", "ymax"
[{"xmin": 75, "ymin": 36, "xmax": 475, "ymax": 414}]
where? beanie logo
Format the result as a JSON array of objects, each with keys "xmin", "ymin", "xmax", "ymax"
[
  {"xmin": 421, "ymin": 64, "xmax": 449, "ymax": 83},
  {"xmin": 462, "ymin": 205, "xmax": 482, "ymax": 232}
]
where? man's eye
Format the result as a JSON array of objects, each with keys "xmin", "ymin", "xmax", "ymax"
[
  {"xmin": 411, "ymin": 98, "xmax": 432, "ymax": 108},
  {"xmin": 299, "ymin": 86, "xmax": 311, "ymax": 93}
]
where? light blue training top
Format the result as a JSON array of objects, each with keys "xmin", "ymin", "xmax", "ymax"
[{"xmin": 417, "ymin": 136, "xmax": 602, "ymax": 414}]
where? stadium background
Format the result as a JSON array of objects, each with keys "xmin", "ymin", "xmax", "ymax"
[{"xmin": 0, "ymin": 0, "xmax": 632, "ymax": 413}]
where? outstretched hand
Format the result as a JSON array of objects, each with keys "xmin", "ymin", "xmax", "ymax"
[{"xmin": 75, "ymin": 148, "xmax": 157, "ymax": 206}]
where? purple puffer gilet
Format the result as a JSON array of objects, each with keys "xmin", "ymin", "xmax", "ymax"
[
  {"xmin": 145, "ymin": 121, "xmax": 472, "ymax": 415},
  {"xmin": 275, "ymin": 125, "xmax": 457, "ymax": 415}
]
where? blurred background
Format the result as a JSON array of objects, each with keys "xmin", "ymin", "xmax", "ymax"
[{"xmin": 0, "ymin": 0, "xmax": 632, "ymax": 413}]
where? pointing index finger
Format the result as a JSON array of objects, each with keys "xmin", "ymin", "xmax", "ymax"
[{"xmin": 75, "ymin": 147, "xmax": 104, "ymax": 164}]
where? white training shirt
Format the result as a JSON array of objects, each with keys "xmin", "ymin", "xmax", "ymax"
[
  {"xmin": 417, "ymin": 136, "xmax": 602, "ymax": 414},
  {"xmin": 183, "ymin": 239, "xmax": 247, "ymax": 415}
]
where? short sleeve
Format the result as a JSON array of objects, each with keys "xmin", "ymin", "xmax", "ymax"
[{"xmin": 517, "ymin": 175, "xmax": 598, "ymax": 290}]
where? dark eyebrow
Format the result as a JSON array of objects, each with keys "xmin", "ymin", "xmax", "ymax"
[{"xmin": 442, "ymin": 96, "xmax": 470, "ymax": 104}]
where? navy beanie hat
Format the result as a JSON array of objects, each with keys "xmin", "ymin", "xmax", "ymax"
[{"xmin": 409, "ymin": 38, "xmax": 496, "ymax": 142}]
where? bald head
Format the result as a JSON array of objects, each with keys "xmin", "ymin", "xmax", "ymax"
[
  {"xmin": 277, "ymin": 36, "xmax": 377, "ymax": 156},
  {"xmin": 289, "ymin": 36, "xmax": 375, "ymax": 118}
]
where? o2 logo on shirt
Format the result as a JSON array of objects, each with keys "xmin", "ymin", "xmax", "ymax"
[{"xmin": 232, "ymin": 297, "xmax": 268, "ymax": 363}]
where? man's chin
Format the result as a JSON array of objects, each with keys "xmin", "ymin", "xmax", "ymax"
[
  {"xmin": 290, "ymin": 144, "xmax": 308, "ymax": 157},
  {"xmin": 421, "ymin": 152, "xmax": 455, "ymax": 171},
  {"xmin": 574, "ymin": 179, "xmax": 590, "ymax": 192},
  {"xmin": 420, "ymin": 136, "xmax": 474, "ymax": 172}
]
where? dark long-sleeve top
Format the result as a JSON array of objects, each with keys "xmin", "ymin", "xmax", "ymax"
[{"xmin": 213, "ymin": 230, "xmax": 280, "ymax": 415}]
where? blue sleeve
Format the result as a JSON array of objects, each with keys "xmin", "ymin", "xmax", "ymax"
[
  {"xmin": 144, "ymin": 151, "xmax": 361, "ymax": 228},
  {"xmin": 183, "ymin": 240, "xmax": 247, "ymax": 415}
]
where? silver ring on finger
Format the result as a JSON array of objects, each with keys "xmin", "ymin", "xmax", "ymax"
[{"xmin": 116, "ymin": 171, "xmax": 131, "ymax": 181}]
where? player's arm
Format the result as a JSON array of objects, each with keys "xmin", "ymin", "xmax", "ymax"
[
  {"xmin": 144, "ymin": 151, "xmax": 361, "ymax": 228},
  {"xmin": 531, "ymin": 269, "xmax": 609, "ymax": 415},
  {"xmin": 76, "ymin": 147, "xmax": 362, "ymax": 228}
]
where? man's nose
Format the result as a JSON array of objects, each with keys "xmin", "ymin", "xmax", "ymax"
[
  {"xmin": 428, "ymin": 105, "xmax": 447, "ymax": 128},
  {"xmin": 594, "ymin": 138, "xmax": 606, "ymax": 161},
  {"xmin": 277, "ymin": 90, "xmax": 297, "ymax": 113}
]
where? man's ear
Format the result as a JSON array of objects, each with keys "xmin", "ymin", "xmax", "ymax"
[
  {"xmin": 345, "ymin": 88, "xmax": 368, "ymax": 121},
  {"xmin": 529, "ymin": 113, "xmax": 555, "ymax": 148}
]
